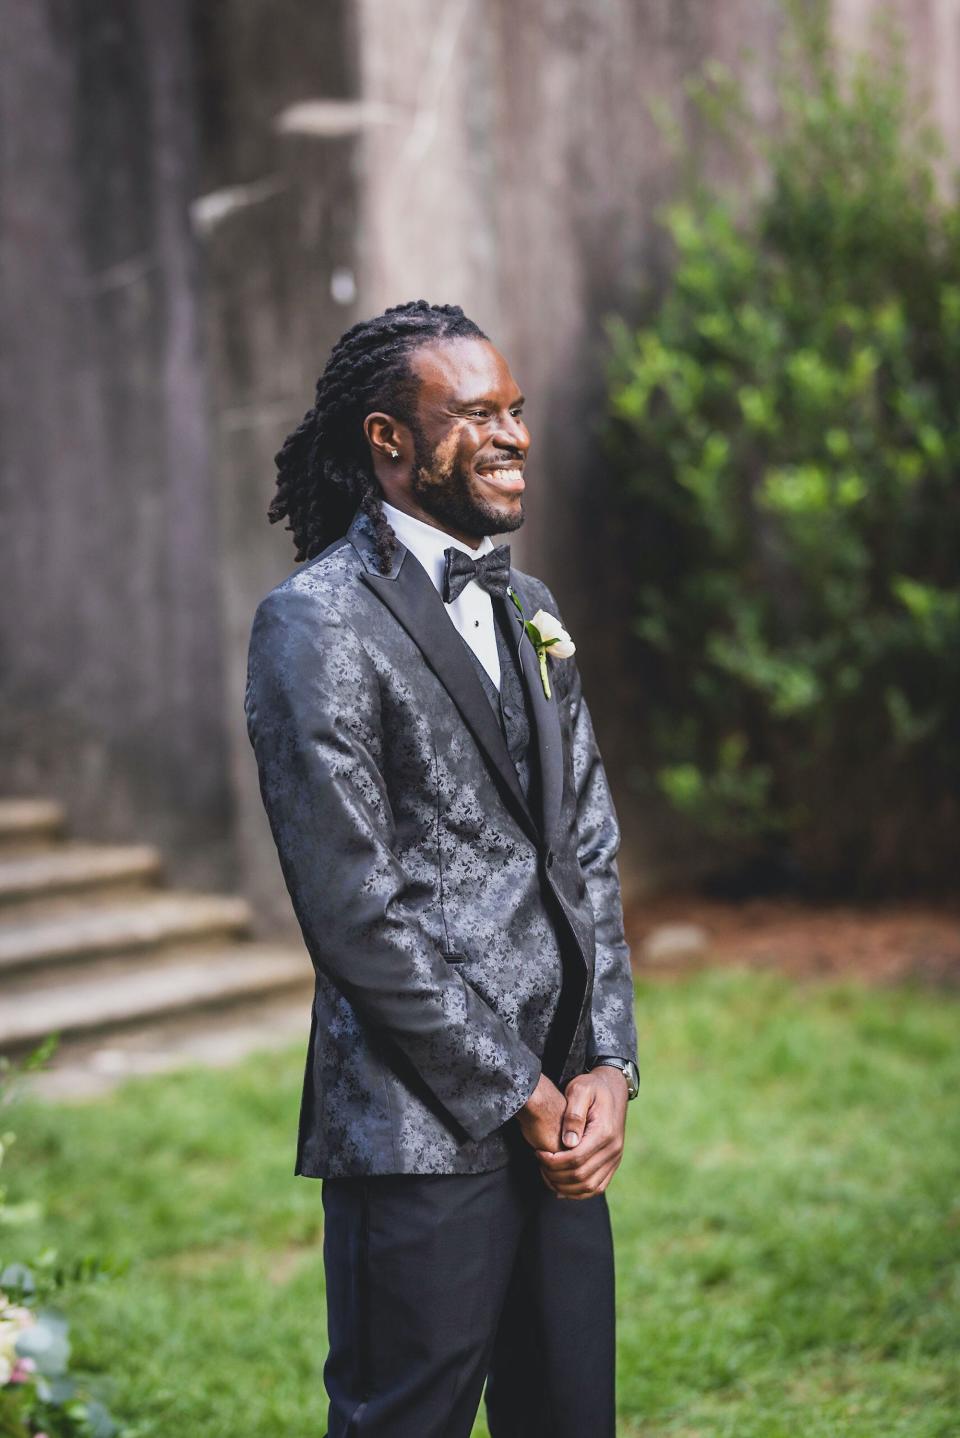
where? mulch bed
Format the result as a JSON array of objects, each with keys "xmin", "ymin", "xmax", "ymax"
[{"xmin": 623, "ymin": 891, "xmax": 960, "ymax": 987}]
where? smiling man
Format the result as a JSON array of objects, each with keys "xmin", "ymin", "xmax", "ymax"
[{"xmin": 245, "ymin": 300, "xmax": 639, "ymax": 1438}]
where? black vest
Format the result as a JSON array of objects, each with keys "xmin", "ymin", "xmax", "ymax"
[
  {"xmin": 457, "ymin": 598, "xmax": 584, "ymax": 1085},
  {"xmin": 458, "ymin": 597, "xmax": 542, "ymax": 816}
]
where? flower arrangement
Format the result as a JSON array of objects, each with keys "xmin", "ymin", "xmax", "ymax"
[{"xmin": 0, "ymin": 1049, "xmax": 123, "ymax": 1438}]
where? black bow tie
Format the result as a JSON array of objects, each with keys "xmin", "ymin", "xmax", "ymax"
[{"xmin": 442, "ymin": 543, "xmax": 511, "ymax": 604}]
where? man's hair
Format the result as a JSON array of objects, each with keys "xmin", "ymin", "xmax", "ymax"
[{"xmin": 268, "ymin": 299, "xmax": 487, "ymax": 572}]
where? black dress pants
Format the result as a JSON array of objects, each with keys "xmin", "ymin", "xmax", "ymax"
[{"xmin": 320, "ymin": 1137, "xmax": 616, "ymax": 1438}]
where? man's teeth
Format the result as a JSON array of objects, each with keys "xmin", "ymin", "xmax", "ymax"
[{"xmin": 480, "ymin": 468, "xmax": 523, "ymax": 480}]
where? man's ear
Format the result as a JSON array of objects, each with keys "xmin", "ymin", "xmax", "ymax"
[{"xmin": 364, "ymin": 411, "xmax": 408, "ymax": 466}]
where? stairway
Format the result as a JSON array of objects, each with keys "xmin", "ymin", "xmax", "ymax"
[{"xmin": 0, "ymin": 798, "xmax": 313, "ymax": 1100}]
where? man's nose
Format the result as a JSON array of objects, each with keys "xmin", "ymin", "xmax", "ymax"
[{"xmin": 493, "ymin": 412, "xmax": 530, "ymax": 455}]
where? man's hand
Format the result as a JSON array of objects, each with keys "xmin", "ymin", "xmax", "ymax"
[
  {"xmin": 516, "ymin": 1072, "xmax": 566, "ymax": 1154},
  {"xmin": 535, "ymin": 1067, "xmax": 628, "ymax": 1200}
]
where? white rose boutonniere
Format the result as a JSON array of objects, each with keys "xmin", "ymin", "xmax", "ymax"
[{"xmin": 508, "ymin": 589, "xmax": 576, "ymax": 699}]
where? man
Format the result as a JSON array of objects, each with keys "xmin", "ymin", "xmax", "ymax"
[{"xmin": 245, "ymin": 299, "xmax": 639, "ymax": 1438}]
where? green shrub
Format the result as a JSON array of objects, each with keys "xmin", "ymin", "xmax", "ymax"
[{"xmin": 603, "ymin": 7, "xmax": 960, "ymax": 894}]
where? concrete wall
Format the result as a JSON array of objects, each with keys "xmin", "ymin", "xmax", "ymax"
[
  {"xmin": 0, "ymin": 0, "xmax": 231, "ymax": 889},
  {"xmin": 191, "ymin": 0, "xmax": 363, "ymax": 922},
  {"xmin": 0, "ymin": 0, "xmax": 360, "ymax": 910}
]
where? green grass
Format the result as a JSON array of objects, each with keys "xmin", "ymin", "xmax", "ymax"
[{"xmin": 4, "ymin": 968, "xmax": 959, "ymax": 1436}]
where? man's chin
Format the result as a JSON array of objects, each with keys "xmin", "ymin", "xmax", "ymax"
[
  {"xmin": 470, "ymin": 493, "xmax": 525, "ymax": 535},
  {"xmin": 485, "ymin": 505, "xmax": 524, "ymax": 535},
  {"xmin": 419, "ymin": 496, "xmax": 524, "ymax": 538},
  {"xmin": 410, "ymin": 467, "xmax": 525, "ymax": 537}
]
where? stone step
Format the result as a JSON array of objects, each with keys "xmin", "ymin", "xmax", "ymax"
[
  {"xmin": 0, "ymin": 942, "xmax": 312, "ymax": 1055},
  {"xmin": 0, "ymin": 843, "xmax": 163, "ymax": 906},
  {"xmin": 0, "ymin": 799, "xmax": 67, "ymax": 849},
  {"xmin": 22, "ymin": 992, "xmax": 313, "ymax": 1102},
  {"xmin": 0, "ymin": 892, "xmax": 253, "ymax": 975}
]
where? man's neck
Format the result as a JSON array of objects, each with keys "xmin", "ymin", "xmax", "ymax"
[{"xmin": 380, "ymin": 498, "xmax": 485, "ymax": 552}]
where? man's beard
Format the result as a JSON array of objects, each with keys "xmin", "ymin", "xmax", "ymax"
[{"xmin": 407, "ymin": 416, "xmax": 525, "ymax": 540}]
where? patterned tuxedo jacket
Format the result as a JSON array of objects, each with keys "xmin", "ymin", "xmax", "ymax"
[{"xmin": 244, "ymin": 504, "xmax": 638, "ymax": 1177}]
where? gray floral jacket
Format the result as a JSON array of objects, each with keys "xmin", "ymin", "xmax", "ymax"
[{"xmin": 244, "ymin": 505, "xmax": 638, "ymax": 1177}]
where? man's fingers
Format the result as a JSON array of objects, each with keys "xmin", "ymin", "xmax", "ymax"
[
  {"xmin": 560, "ymin": 1087, "xmax": 592, "ymax": 1148},
  {"xmin": 538, "ymin": 1118, "xmax": 614, "ymax": 1172},
  {"xmin": 537, "ymin": 1146, "xmax": 618, "ymax": 1201},
  {"xmin": 543, "ymin": 1138, "xmax": 618, "ymax": 1186},
  {"xmin": 535, "ymin": 1070, "xmax": 629, "ymax": 1196},
  {"xmin": 550, "ymin": 1153, "xmax": 622, "ymax": 1199},
  {"xmin": 547, "ymin": 1147, "xmax": 620, "ymax": 1194}
]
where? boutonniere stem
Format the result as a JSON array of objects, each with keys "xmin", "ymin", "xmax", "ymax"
[{"xmin": 508, "ymin": 589, "xmax": 576, "ymax": 699}]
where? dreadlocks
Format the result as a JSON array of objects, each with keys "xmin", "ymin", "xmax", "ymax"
[{"xmin": 268, "ymin": 300, "xmax": 488, "ymax": 573}]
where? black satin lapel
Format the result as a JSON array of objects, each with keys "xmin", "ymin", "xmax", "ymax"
[
  {"xmin": 359, "ymin": 553, "xmax": 541, "ymax": 846},
  {"xmin": 507, "ymin": 580, "xmax": 563, "ymax": 847}
]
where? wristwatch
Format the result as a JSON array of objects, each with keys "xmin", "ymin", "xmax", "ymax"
[{"xmin": 588, "ymin": 1054, "xmax": 640, "ymax": 1100}]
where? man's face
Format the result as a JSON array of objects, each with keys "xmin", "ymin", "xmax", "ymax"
[{"xmin": 401, "ymin": 338, "xmax": 530, "ymax": 544}]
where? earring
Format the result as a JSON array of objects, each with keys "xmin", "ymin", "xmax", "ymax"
[{"xmin": 389, "ymin": 448, "xmax": 400, "ymax": 460}]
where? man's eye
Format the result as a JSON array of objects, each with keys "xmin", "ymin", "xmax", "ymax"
[{"xmin": 468, "ymin": 409, "xmax": 489, "ymax": 418}]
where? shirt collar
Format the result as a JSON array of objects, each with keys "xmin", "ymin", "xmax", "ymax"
[{"xmin": 380, "ymin": 499, "xmax": 494, "ymax": 597}]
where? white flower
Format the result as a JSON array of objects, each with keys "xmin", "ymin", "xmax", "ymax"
[
  {"xmin": 508, "ymin": 591, "xmax": 576, "ymax": 699},
  {"xmin": 0, "ymin": 1322, "xmax": 16, "ymax": 1365},
  {"xmin": 0, "ymin": 1296, "xmax": 37, "ymax": 1384},
  {"xmin": 529, "ymin": 608, "xmax": 576, "ymax": 659}
]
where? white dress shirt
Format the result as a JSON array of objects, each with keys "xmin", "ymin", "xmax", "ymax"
[{"xmin": 380, "ymin": 499, "xmax": 503, "ymax": 690}]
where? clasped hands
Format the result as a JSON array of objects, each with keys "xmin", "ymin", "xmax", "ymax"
[{"xmin": 516, "ymin": 1067, "xmax": 628, "ymax": 1199}]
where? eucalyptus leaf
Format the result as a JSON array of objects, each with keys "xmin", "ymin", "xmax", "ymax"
[
  {"xmin": 0, "ymin": 1261, "xmax": 35, "ymax": 1295},
  {"xmin": 16, "ymin": 1310, "xmax": 71, "ymax": 1376},
  {"xmin": 84, "ymin": 1398, "xmax": 119, "ymax": 1438},
  {"xmin": 41, "ymin": 1373, "xmax": 78, "ymax": 1403}
]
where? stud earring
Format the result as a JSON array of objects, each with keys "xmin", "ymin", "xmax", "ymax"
[{"xmin": 389, "ymin": 448, "xmax": 400, "ymax": 460}]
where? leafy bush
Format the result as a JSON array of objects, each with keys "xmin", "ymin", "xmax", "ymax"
[{"xmin": 603, "ymin": 7, "xmax": 960, "ymax": 893}]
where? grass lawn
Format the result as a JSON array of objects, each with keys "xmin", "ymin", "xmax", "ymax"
[{"xmin": 4, "ymin": 967, "xmax": 959, "ymax": 1436}]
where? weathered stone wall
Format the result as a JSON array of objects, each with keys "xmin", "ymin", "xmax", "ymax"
[
  {"xmin": 0, "ymin": 0, "xmax": 231, "ymax": 888},
  {"xmin": 190, "ymin": 0, "xmax": 362, "ymax": 923},
  {"xmin": 0, "ymin": 0, "xmax": 360, "ymax": 911}
]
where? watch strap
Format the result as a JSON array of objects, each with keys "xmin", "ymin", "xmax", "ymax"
[{"xmin": 589, "ymin": 1054, "xmax": 639, "ymax": 1099}]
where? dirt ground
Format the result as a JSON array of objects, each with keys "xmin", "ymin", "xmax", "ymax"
[{"xmin": 623, "ymin": 891, "xmax": 960, "ymax": 987}]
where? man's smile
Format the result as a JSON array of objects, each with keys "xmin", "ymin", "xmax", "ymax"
[{"xmin": 475, "ymin": 460, "xmax": 525, "ymax": 495}]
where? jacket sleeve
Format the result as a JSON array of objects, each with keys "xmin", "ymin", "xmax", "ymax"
[
  {"xmin": 244, "ymin": 586, "xmax": 542, "ymax": 1143},
  {"xmin": 546, "ymin": 590, "xmax": 639, "ymax": 1071}
]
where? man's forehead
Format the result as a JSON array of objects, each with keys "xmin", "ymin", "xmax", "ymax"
[{"xmin": 409, "ymin": 338, "xmax": 519, "ymax": 404}]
